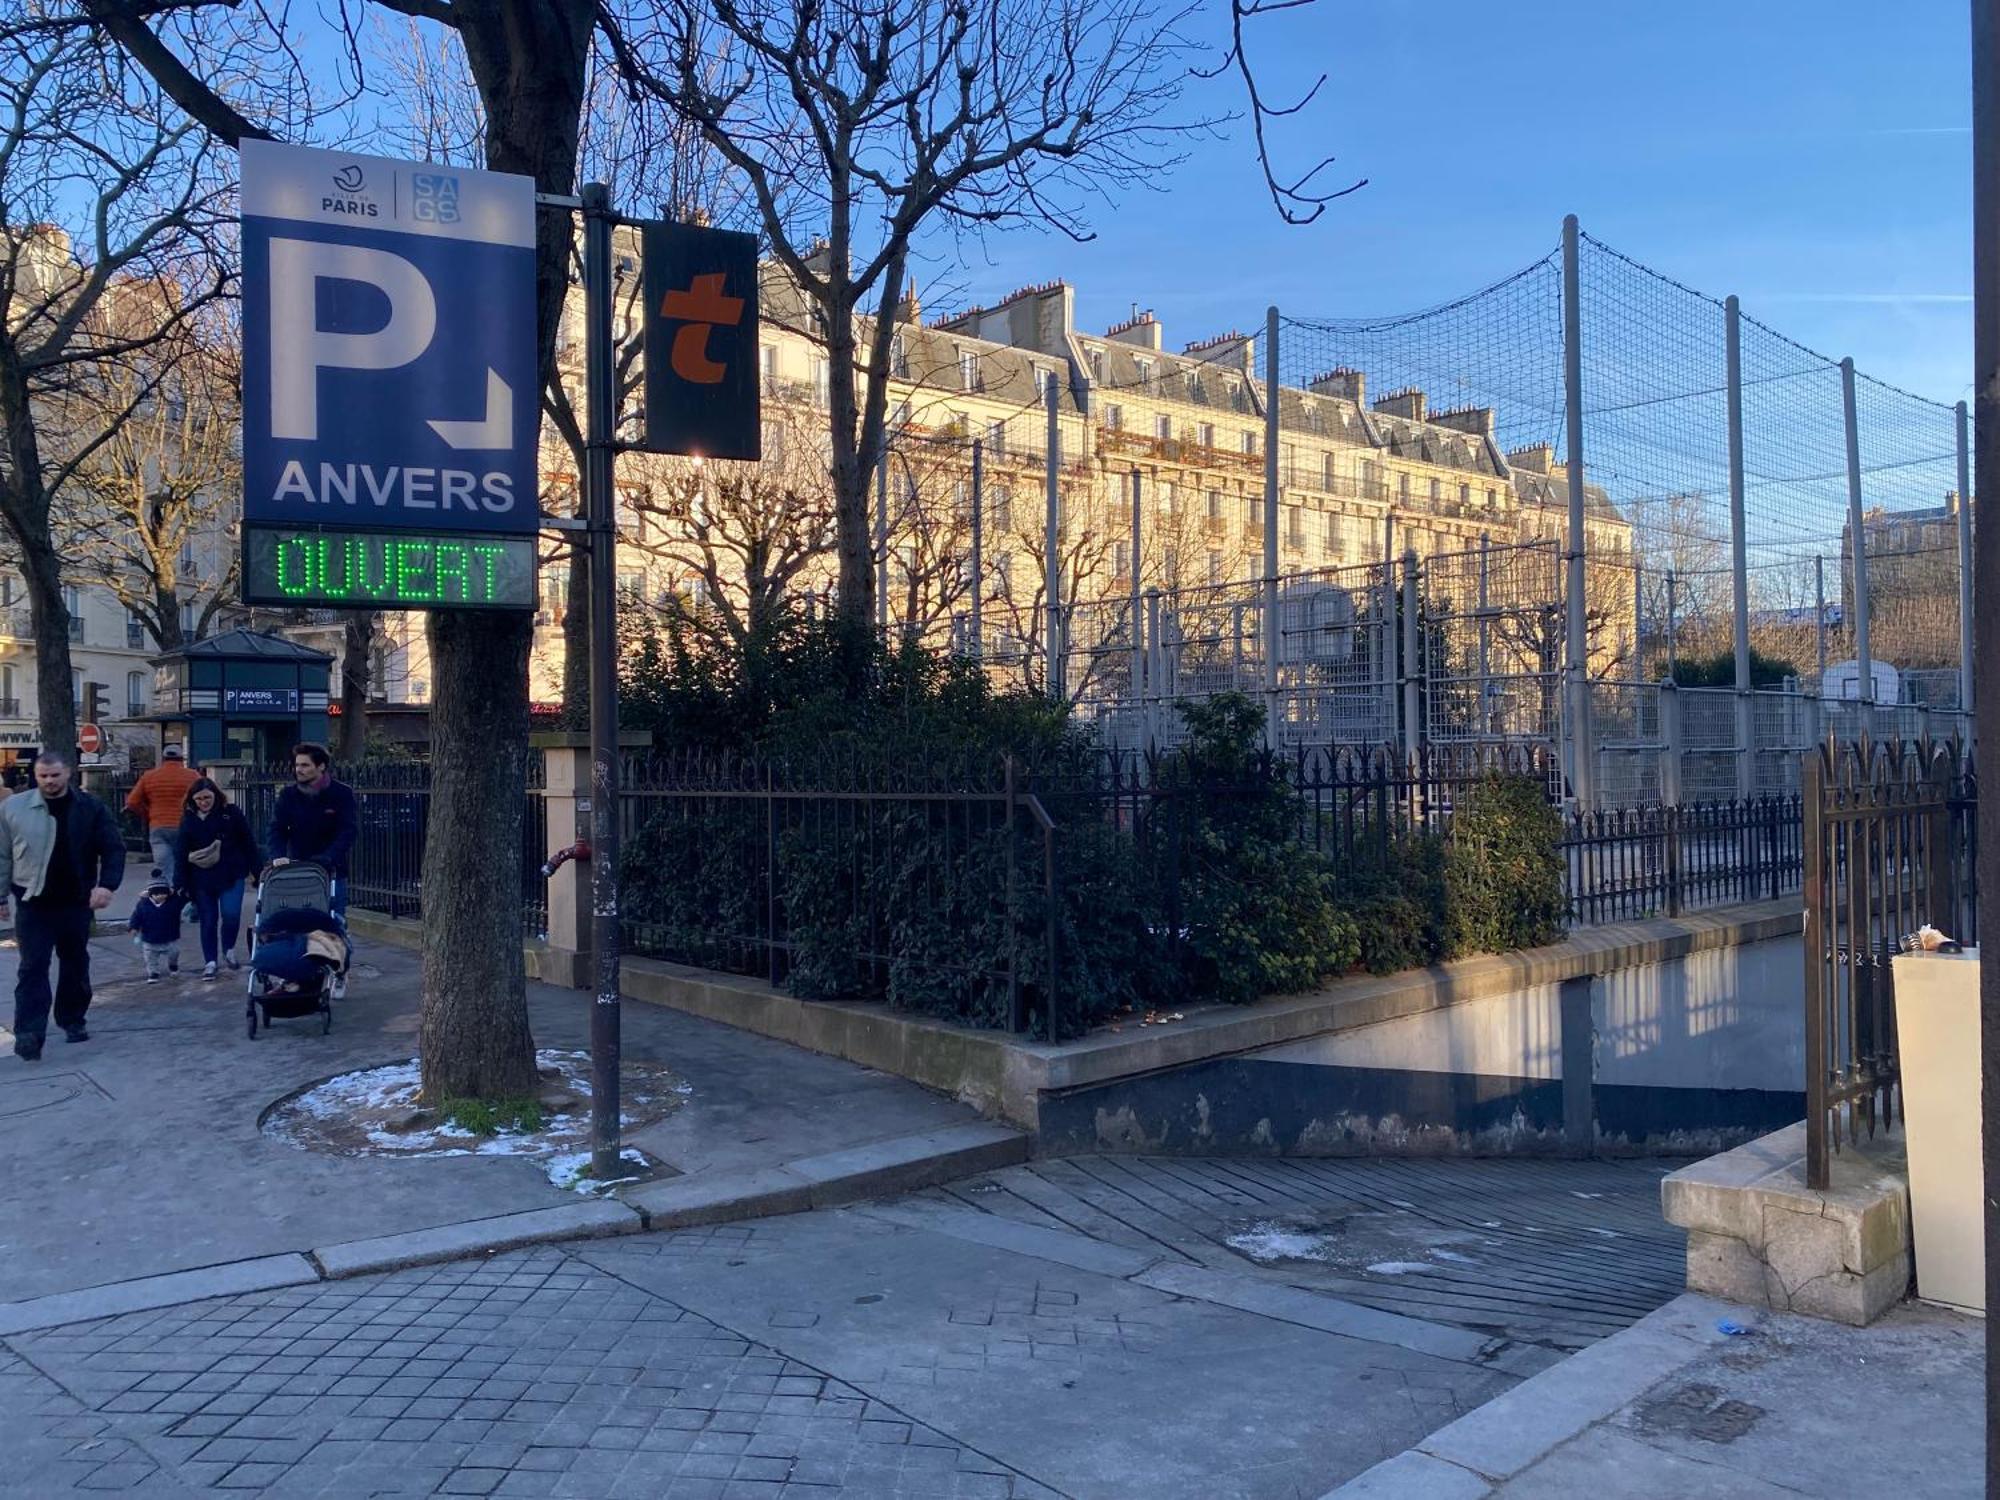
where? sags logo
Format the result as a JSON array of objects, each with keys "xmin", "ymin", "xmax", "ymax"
[
  {"xmin": 411, "ymin": 172, "xmax": 462, "ymax": 225},
  {"xmin": 323, "ymin": 163, "xmax": 378, "ymax": 218}
]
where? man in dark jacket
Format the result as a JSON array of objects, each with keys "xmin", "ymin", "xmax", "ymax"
[
  {"xmin": 268, "ymin": 742, "xmax": 357, "ymax": 916},
  {"xmin": 0, "ymin": 749, "xmax": 126, "ymax": 1059}
]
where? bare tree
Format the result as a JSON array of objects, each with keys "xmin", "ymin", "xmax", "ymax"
[
  {"xmin": 78, "ymin": 0, "xmax": 1340, "ymax": 1102},
  {"xmin": 0, "ymin": 20, "xmax": 230, "ymax": 755},
  {"xmin": 982, "ymin": 469, "xmax": 1116, "ymax": 698},
  {"xmin": 602, "ymin": 0, "xmax": 1207, "ymax": 633},
  {"xmin": 621, "ymin": 401, "xmax": 836, "ymax": 647},
  {"xmin": 61, "ymin": 302, "xmax": 241, "ymax": 653},
  {"xmin": 80, "ymin": 0, "xmax": 600, "ymax": 1102}
]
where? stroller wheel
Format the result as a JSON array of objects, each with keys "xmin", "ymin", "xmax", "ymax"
[
  {"xmin": 321, "ymin": 998, "xmax": 332, "ymax": 1035},
  {"xmin": 246, "ymin": 1003, "xmax": 259, "ymax": 1040}
]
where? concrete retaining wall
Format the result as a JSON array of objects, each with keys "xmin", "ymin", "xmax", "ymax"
[{"xmin": 353, "ymin": 899, "xmax": 1807, "ymax": 1159}]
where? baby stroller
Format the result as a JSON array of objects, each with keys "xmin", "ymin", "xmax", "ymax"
[{"xmin": 245, "ymin": 861, "xmax": 349, "ymax": 1039}]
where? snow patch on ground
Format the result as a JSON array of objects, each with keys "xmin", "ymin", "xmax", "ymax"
[
  {"xmin": 1365, "ymin": 1262, "xmax": 1436, "ymax": 1276},
  {"xmin": 1224, "ymin": 1224, "xmax": 1341, "ymax": 1264},
  {"xmin": 264, "ymin": 1048, "xmax": 687, "ymax": 1163},
  {"xmin": 545, "ymin": 1148, "xmax": 653, "ymax": 1194}
]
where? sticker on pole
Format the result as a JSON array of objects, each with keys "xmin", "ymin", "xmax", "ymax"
[
  {"xmin": 639, "ymin": 221, "xmax": 760, "ymax": 460},
  {"xmin": 239, "ymin": 140, "xmax": 539, "ymax": 535}
]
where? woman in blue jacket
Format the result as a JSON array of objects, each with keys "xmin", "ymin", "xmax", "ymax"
[{"xmin": 176, "ymin": 778, "xmax": 263, "ymax": 980}]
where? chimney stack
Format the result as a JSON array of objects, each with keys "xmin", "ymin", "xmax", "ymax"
[
  {"xmin": 1307, "ymin": 368, "xmax": 1365, "ymax": 405},
  {"xmin": 1372, "ymin": 387, "xmax": 1427, "ymax": 423}
]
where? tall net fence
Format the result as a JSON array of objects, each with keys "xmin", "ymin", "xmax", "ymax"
[{"xmin": 838, "ymin": 223, "xmax": 1971, "ymax": 805}]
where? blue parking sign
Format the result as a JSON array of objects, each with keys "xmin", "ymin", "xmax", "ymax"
[{"xmin": 240, "ymin": 141, "xmax": 539, "ymax": 535}]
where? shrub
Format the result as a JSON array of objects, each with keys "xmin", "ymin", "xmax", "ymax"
[
  {"xmin": 1334, "ymin": 829, "xmax": 1447, "ymax": 974},
  {"xmin": 1156, "ymin": 696, "xmax": 1361, "ymax": 1004},
  {"xmin": 1443, "ymin": 772, "xmax": 1567, "ymax": 955},
  {"xmin": 620, "ymin": 806, "xmax": 764, "ymax": 971}
]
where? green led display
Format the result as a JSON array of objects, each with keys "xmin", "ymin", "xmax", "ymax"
[{"xmin": 243, "ymin": 525, "xmax": 535, "ymax": 610}]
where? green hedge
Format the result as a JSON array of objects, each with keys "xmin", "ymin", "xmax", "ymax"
[{"xmin": 617, "ymin": 621, "xmax": 1568, "ymax": 1035}]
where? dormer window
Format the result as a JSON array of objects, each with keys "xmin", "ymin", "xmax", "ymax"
[{"xmin": 959, "ymin": 350, "xmax": 980, "ymax": 392}]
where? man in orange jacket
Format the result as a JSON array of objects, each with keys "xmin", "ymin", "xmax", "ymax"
[{"xmin": 124, "ymin": 744, "xmax": 198, "ymax": 888}]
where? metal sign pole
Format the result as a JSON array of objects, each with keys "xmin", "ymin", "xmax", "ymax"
[{"xmin": 580, "ymin": 183, "xmax": 623, "ymax": 1181}]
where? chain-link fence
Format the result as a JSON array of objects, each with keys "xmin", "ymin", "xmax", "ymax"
[{"xmin": 844, "ymin": 218, "xmax": 1974, "ymax": 807}]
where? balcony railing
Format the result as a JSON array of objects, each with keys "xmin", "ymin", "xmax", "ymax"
[{"xmin": 0, "ymin": 697, "xmax": 20, "ymax": 718}]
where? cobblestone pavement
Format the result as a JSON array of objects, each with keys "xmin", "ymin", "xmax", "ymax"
[
  {"xmin": 906, "ymin": 1153, "xmax": 1688, "ymax": 1350},
  {"xmin": 0, "ymin": 1178, "xmax": 1562, "ymax": 1500},
  {"xmin": 4, "ymin": 1247, "xmax": 1061, "ymax": 1500}
]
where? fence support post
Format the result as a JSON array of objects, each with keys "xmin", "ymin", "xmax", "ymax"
[
  {"xmin": 1263, "ymin": 304, "xmax": 1282, "ymax": 749},
  {"xmin": 1660, "ymin": 679, "xmax": 1684, "ymax": 809},
  {"xmin": 1146, "ymin": 587, "xmax": 1164, "ymax": 750},
  {"xmin": 1562, "ymin": 215, "xmax": 1596, "ymax": 809},
  {"xmin": 876, "ymin": 452, "xmax": 889, "ymax": 634},
  {"xmin": 969, "ymin": 438, "xmax": 984, "ymax": 662},
  {"xmin": 1726, "ymin": 295, "xmax": 1756, "ymax": 801},
  {"xmin": 1044, "ymin": 375, "xmax": 1064, "ymax": 701},
  {"xmin": 1841, "ymin": 356, "xmax": 1874, "ymax": 742},
  {"xmin": 1130, "ymin": 467, "xmax": 1143, "ymax": 714},
  {"xmin": 1400, "ymin": 548, "xmax": 1421, "ymax": 792}
]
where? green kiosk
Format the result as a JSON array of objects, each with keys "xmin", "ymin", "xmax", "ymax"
[{"xmin": 148, "ymin": 629, "xmax": 333, "ymax": 766}]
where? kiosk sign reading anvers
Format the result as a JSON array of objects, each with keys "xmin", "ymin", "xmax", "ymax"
[{"xmin": 239, "ymin": 140, "xmax": 538, "ymax": 609}]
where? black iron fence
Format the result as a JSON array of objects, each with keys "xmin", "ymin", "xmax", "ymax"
[
  {"xmin": 1563, "ymin": 796, "xmax": 1805, "ymax": 927},
  {"xmin": 1802, "ymin": 740, "xmax": 1977, "ymax": 1190},
  {"xmin": 229, "ymin": 760, "xmax": 548, "ymax": 938},
  {"xmin": 617, "ymin": 751, "xmax": 1060, "ymax": 1033},
  {"xmin": 105, "ymin": 736, "xmax": 1948, "ymax": 1042}
]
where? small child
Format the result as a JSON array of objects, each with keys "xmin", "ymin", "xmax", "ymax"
[{"xmin": 126, "ymin": 877, "xmax": 182, "ymax": 982}]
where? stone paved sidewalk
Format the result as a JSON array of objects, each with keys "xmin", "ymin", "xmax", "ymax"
[
  {"xmin": 1, "ymin": 1201, "xmax": 1526, "ymax": 1500},
  {"xmin": 0, "ymin": 910, "xmax": 975, "ymax": 1304}
]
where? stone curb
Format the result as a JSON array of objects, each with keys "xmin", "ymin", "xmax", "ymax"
[
  {"xmin": 1314, "ymin": 1292, "xmax": 1738, "ymax": 1498},
  {"xmin": 311, "ymin": 1200, "xmax": 644, "ymax": 1279},
  {"xmin": 0, "ymin": 1122, "xmax": 1032, "ymax": 1335},
  {"xmin": 624, "ymin": 1122, "xmax": 1031, "ymax": 1228},
  {"xmin": 0, "ymin": 1255, "xmax": 321, "ymax": 1337}
]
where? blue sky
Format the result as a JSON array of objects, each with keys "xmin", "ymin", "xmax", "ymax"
[{"xmin": 927, "ymin": 1, "xmax": 1971, "ymax": 403}]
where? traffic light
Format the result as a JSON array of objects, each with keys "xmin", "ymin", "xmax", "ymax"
[{"xmin": 82, "ymin": 680, "xmax": 107, "ymax": 726}]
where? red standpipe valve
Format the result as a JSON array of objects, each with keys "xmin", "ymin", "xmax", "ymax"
[{"xmin": 539, "ymin": 840, "xmax": 592, "ymax": 879}]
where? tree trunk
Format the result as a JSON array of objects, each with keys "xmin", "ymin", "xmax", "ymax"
[
  {"xmin": 337, "ymin": 610, "xmax": 373, "ymax": 760},
  {"xmin": 413, "ymin": 0, "xmax": 593, "ymax": 1102},
  {"xmin": 417, "ymin": 608, "xmax": 539, "ymax": 1099},
  {"xmin": 0, "ymin": 355, "xmax": 73, "ymax": 755},
  {"xmin": 152, "ymin": 582, "xmax": 185, "ymax": 654},
  {"xmin": 22, "ymin": 540, "xmax": 74, "ymax": 757}
]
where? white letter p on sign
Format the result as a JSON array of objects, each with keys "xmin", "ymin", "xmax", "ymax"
[{"xmin": 268, "ymin": 239, "xmax": 437, "ymax": 441}]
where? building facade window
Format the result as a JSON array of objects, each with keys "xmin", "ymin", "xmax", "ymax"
[
  {"xmin": 761, "ymin": 344, "xmax": 779, "ymax": 391},
  {"xmin": 1207, "ymin": 550, "xmax": 1223, "ymax": 584},
  {"xmin": 126, "ymin": 671, "xmax": 144, "ymax": 718},
  {"xmin": 958, "ymin": 350, "xmax": 980, "ymax": 392},
  {"xmin": 1114, "ymin": 542, "xmax": 1130, "ymax": 577},
  {"xmin": 1156, "ymin": 413, "xmax": 1173, "ymax": 441},
  {"xmin": 1105, "ymin": 403, "xmax": 1123, "ymax": 431},
  {"xmin": 1241, "ymin": 430, "xmax": 1257, "ymax": 456},
  {"xmin": 1199, "ymin": 422, "xmax": 1215, "ymax": 449},
  {"xmin": 1206, "ymin": 489, "xmax": 1223, "ymax": 521},
  {"xmin": 810, "ymin": 356, "xmax": 830, "ymax": 406}
]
